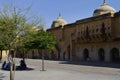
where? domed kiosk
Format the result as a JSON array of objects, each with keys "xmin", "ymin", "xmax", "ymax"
[
  {"xmin": 93, "ymin": 0, "xmax": 116, "ymax": 16},
  {"xmin": 51, "ymin": 14, "xmax": 67, "ymax": 28}
]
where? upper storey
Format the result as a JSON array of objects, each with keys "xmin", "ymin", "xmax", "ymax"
[{"xmin": 93, "ymin": 0, "xmax": 116, "ymax": 16}]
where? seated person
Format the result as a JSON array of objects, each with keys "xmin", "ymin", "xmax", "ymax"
[
  {"xmin": 2, "ymin": 61, "xmax": 6, "ymax": 69},
  {"xmin": 2, "ymin": 61, "xmax": 10, "ymax": 70},
  {"xmin": 20, "ymin": 60, "xmax": 27, "ymax": 69},
  {"xmin": 17, "ymin": 60, "xmax": 27, "ymax": 70}
]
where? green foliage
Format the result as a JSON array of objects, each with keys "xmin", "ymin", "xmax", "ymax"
[
  {"xmin": 0, "ymin": 3, "xmax": 46, "ymax": 80},
  {"xmin": 0, "ymin": 16, "xmax": 21, "ymax": 48},
  {"xmin": 24, "ymin": 30, "xmax": 56, "ymax": 50},
  {"xmin": 0, "ymin": 5, "xmax": 44, "ymax": 51},
  {"xmin": 0, "ymin": 42, "xmax": 7, "ymax": 50}
]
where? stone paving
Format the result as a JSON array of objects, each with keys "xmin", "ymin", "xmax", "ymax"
[{"xmin": 0, "ymin": 59, "xmax": 120, "ymax": 80}]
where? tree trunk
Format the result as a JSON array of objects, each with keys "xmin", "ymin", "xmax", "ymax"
[
  {"xmin": 10, "ymin": 62, "xmax": 13, "ymax": 80},
  {"xmin": 41, "ymin": 50, "xmax": 45, "ymax": 71},
  {"xmin": 8, "ymin": 49, "xmax": 15, "ymax": 80}
]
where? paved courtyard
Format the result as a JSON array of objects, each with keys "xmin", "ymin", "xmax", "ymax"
[{"xmin": 0, "ymin": 58, "xmax": 120, "ymax": 80}]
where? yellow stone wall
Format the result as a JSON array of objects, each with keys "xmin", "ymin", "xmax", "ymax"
[
  {"xmin": 48, "ymin": 12, "xmax": 120, "ymax": 62},
  {"xmin": 0, "ymin": 50, "xmax": 9, "ymax": 62}
]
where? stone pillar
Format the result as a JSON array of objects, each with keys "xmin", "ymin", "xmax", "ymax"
[{"xmin": 105, "ymin": 46, "xmax": 110, "ymax": 62}]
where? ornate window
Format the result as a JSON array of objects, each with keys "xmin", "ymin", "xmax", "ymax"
[
  {"xmin": 100, "ymin": 23, "xmax": 106, "ymax": 35},
  {"xmin": 96, "ymin": 28, "xmax": 99, "ymax": 33},
  {"xmin": 92, "ymin": 29, "xmax": 94, "ymax": 34},
  {"xmin": 85, "ymin": 26, "xmax": 89, "ymax": 37}
]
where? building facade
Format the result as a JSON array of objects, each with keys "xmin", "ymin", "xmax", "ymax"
[{"xmin": 47, "ymin": 0, "xmax": 120, "ymax": 62}]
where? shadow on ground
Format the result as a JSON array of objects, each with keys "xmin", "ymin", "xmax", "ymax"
[
  {"xmin": 16, "ymin": 67, "xmax": 34, "ymax": 71},
  {"xmin": 59, "ymin": 61, "xmax": 120, "ymax": 69},
  {"xmin": 1, "ymin": 67, "xmax": 34, "ymax": 71},
  {"xmin": 0, "ymin": 73, "xmax": 5, "ymax": 80}
]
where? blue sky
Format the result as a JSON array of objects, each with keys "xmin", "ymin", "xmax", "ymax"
[{"xmin": 0, "ymin": 0, "xmax": 119, "ymax": 29}]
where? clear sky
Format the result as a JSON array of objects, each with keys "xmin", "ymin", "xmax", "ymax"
[{"xmin": 0, "ymin": 0, "xmax": 119, "ymax": 29}]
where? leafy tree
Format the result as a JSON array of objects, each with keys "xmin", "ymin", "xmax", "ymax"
[
  {"xmin": 24, "ymin": 30, "xmax": 56, "ymax": 71},
  {"xmin": 16, "ymin": 24, "xmax": 42, "ymax": 60},
  {"xmin": 0, "ymin": 5, "xmax": 44, "ymax": 80},
  {"xmin": 25, "ymin": 30, "xmax": 56, "ymax": 49}
]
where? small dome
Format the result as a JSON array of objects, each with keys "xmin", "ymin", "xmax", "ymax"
[
  {"xmin": 51, "ymin": 15, "xmax": 67, "ymax": 28},
  {"xmin": 93, "ymin": 2, "xmax": 116, "ymax": 16}
]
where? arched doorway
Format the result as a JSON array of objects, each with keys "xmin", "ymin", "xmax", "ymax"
[
  {"xmin": 63, "ymin": 52, "xmax": 65, "ymax": 60},
  {"xmin": 98, "ymin": 48, "xmax": 105, "ymax": 61},
  {"xmin": 63, "ymin": 51, "xmax": 70, "ymax": 61},
  {"xmin": 50, "ymin": 50, "xmax": 56, "ymax": 60},
  {"xmin": 32, "ymin": 50, "xmax": 35, "ymax": 59},
  {"xmin": 38, "ymin": 50, "xmax": 42, "ymax": 59},
  {"xmin": 55, "ymin": 44, "xmax": 60, "ymax": 59},
  {"xmin": 67, "ymin": 45, "xmax": 70, "ymax": 60},
  {"xmin": 110, "ymin": 48, "xmax": 119, "ymax": 62},
  {"xmin": 83, "ymin": 49, "xmax": 89, "ymax": 61}
]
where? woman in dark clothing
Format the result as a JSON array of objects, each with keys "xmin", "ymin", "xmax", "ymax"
[{"xmin": 20, "ymin": 60, "xmax": 27, "ymax": 69}]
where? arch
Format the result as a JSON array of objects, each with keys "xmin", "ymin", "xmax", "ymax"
[
  {"xmin": 38, "ymin": 50, "xmax": 42, "ymax": 59},
  {"xmin": 55, "ymin": 44, "xmax": 61, "ymax": 59},
  {"xmin": 63, "ymin": 52, "xmax": 67, "ymax": 60},
  {"xmin": 83, "ymin": 49, "xmax": 90, "ymax": 61},
  {"xmin": 67, "ymin": 45, "xmax": 70, "ymax": 60},
  {"xmin": 50, "ymin": 50, "xmax": 56, "ymax": 60},
  {"xmin": 110, "ymin": 48, "xmax": 119, "ymax": 62},
  {"xmin": 32, "ymin": 50, "xmax": 35, "ymax": 59},
  {"xmin": 98, "ymin": 48, "xmax": 105, "ymax": 61}
]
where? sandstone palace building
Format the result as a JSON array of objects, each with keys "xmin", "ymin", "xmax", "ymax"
[{"xmin": 47, "ymin": 0, "xmax": 120, "ymax": 62}]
